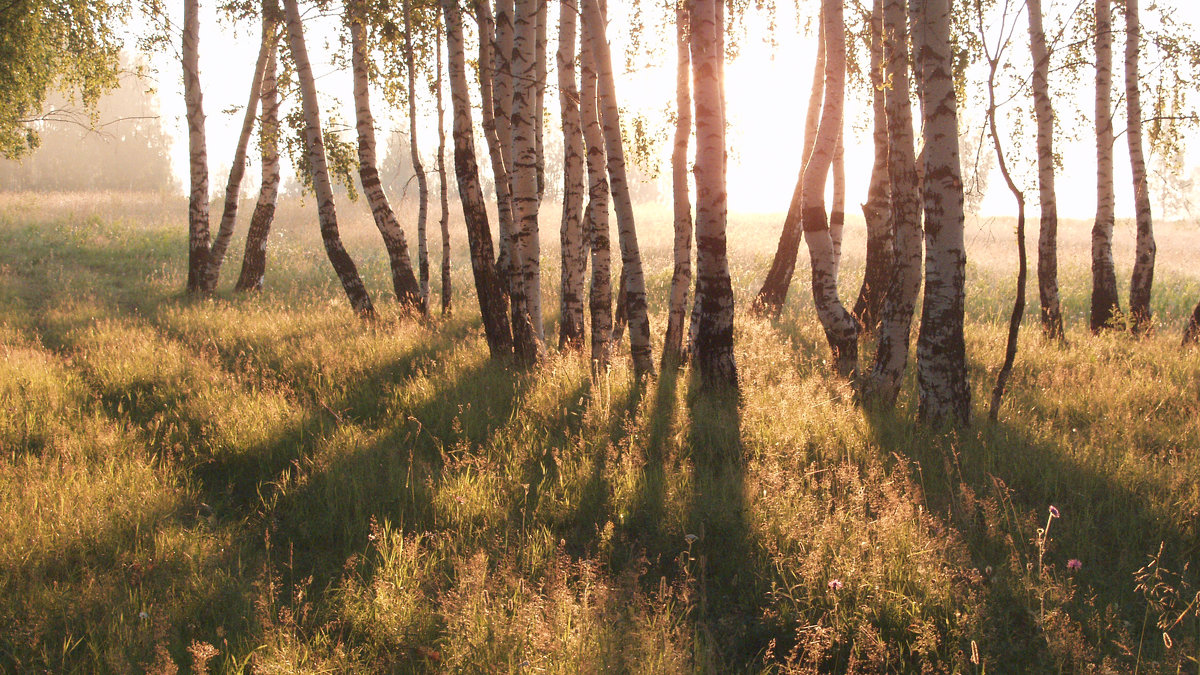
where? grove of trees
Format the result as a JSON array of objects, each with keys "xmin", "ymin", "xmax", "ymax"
[{"xmin": 5, "ymin": 0, "xmax": 1200, "ymax": 422}]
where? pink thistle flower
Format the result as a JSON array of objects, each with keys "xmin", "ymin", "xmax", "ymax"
[
  {"xmin": 1067, "ymin": 558, "xmax": 1082, "ymax": 571},
  {"xmin": 1049, "ymin": 505, "xmax": 1060, "ymax": 518},
  {"xmin": 827, "ymin": 579, "xmax": 843, "ymax": 591}
]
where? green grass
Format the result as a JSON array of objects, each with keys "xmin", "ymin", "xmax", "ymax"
[{"xmin": 0, "ymin": 191, "xmax": 1198, "ymax": 673}]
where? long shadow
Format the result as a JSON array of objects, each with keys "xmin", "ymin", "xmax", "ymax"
[{"xmin": 862, "ymin": 402, "xmax": 1200, "ymax": 671}]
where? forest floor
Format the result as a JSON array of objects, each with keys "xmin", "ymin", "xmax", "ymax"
[{"xmin": 1, "ymin": 191, "xmax": 1198, "ymax": 673}]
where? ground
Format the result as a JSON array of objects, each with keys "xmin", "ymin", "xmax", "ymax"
[{"xmin": 0, "ymin": 191, "xmax": 1197, "ymax": 672}]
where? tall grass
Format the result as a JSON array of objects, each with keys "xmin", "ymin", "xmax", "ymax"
[{"xmin": 0, "ymin": 191, "xmax": 1197, "ymax": 672}]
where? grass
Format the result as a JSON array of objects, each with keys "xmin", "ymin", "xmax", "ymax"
[{"xmin": 0, "ymin": 190, "xmax": 1197, "ymax": 673}]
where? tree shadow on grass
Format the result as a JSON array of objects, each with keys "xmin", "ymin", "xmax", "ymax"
[{"xmin": 862, "ymin": 402, "xmax": 1200, "ymax": 671}]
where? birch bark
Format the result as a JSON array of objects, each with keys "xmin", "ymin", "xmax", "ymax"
[
  {"xmin": 404, "ymin": 0, "xmax": 431, "ymax": 305},
  {"xmin": 580, "ymin": 5, "xmax": 612, "ymax": 371},
  {"xmin": 235, "ymin": 13, "xmax": 281, "ymax": 293},
  {"xmin": 436, "ymin": 16, "xmax": 451, "ymax": 315},
  {"xmin": 183, "ymin": 0, "xmax": 210, "ymax": 294},
  {"xmin": 557, "ymin": 0, "xmax": 587, "ymax": 349},
  {"xmin": 1126, "ymin": 0, "xmax": 1156, "ymax": 334},
  {"xmin": 663, "ymin": 0, "xmax": 693, "ymax": 367},
  {"xmin": 283, "ymin": 0, "xmax": 374, "ymax": 317},
  {"xmin": 443, "ymin": 0, "xmax": 513, "ymax": 357},
  {"xmin": 1028, "ymin": 0, "xmax": 1064, "ymax": 339},
  {"xmin": 1090, "ymin": 0, "xmax": 1122, "ymax": 331}
]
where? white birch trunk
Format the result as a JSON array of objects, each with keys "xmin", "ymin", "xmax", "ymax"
[
  {"xmin": 183, "ymin": 0, "xmax": 210, "ymax": 294},
  {"xmin": 235, "ymin": 4, "xmax": 280, "ymax": 293},
  {"xmin": 557, "ymin": 0, "xmax": 587, "ymax": 349},
  {"xmin": 663, "ymin": 0, "xmax": 693, "ymax": 367},
  {"xmin": 1028, "ymin": 0, "xmax": 1064, "ymax": 339},
  {"xmin": 1090, "ymin": 0, "xmax": 1121, "ymax": 331},
  {"xmin": 1125, "ymin": 0, "xmax": 1156, "ymax": 333},
  {"xmin": 580, "ymin": 3, "xmax": 612, "ymax": 371},
  {"xmin": 404, "ymin": 0, "xmax": 430, "ymax": 305}
]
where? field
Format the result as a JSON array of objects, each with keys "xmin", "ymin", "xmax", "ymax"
[{"xmin": 0, "ymin": 190, "xmax": 1198, "ymax": 673}]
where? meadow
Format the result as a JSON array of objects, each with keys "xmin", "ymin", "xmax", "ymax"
[{"xmin": 0, "ymin": 190, "xmax": 1197, "ymax": 673}]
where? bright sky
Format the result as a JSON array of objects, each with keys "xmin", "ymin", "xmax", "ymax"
[{"xmin": 131, "ymin": 0, "xmax": 1200, "ymax": 220}]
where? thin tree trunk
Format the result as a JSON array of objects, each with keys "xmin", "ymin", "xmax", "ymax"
[
  {"xmin": 442, "ymin": 0, "xmax": 513, "ymax": 357},
  {"xmin": 753, "ymin": 23, "xmax": 826, "ymax": 315},
  {"xmin": 183, "ymin": 0, "xmax": 210, "ymax": 294},
  {"xmin": 1091, "ymin": 0, "xmax": 1122, "ymax": 331},
  {"xmin": 585, "ymin": 0, "xmax": 654, "ymax": 377},
  {"xmin": 404, "ymin": 0, "xmax": 431, "ymax": 305},
  {"xmin": 476, "ymin": 0, "xmax": 516, "ymax": 301},
  {"xmin": 912, "ymin": 0, "xmax": 970, "ymax": 425},
  {"xmin": 662, "ymin": 0, "xmax": 692, "ymax": 367},
  {"xmin": 853, "ymin": 0, "xmax": 893, "ymax": 333},
  {"xmin": 283, "ymin": 0, "xmax": 374, "ymax": 317},
  {"xmin": 863, "ymin": 0, "xmax": 921, "ymax": 407},
  {"xmin": 830, "ymin": 125, "xmax": 845, "ymax": 274},
  {"xmin": 534, "ymin": 0, "xmax": 548, "ymax": 202},
  {"xmin": 203, "ymin": 24, "xmax": 270, "ymax": 292},
  {"xmin": 580, "ymin": 4, "xmax": 612, "ymax": 371},
  {"xmin": 983, "ymin": 17, "xmax": 1028, "ymax": 423},
  {"xmin": 493, "ymin": 0, "xmax": 517, "ymax": 283},
  {"xmin": 436, "ymin": 15, "xmax": 451, "ymax": 315},
  {"xmin": 235, "ymin": 7, "xmax": 281, "ymax": 293},
  {"xmin": 802, "ymin": 0, "xmax": 857, "ymax": 377},
  {"xmin": 349, "ymin": 0, "xmax": 423, "ymax": 311},
  {"xmin": 1126, "ymin": 0, "xmax": 1156, "ymax": 334},
  {"xmin": 1028, "ymin": 0, "xmax": 1064, "ymax": 340},
  {"xmin": 690, "ymin": 0, "xmax": 737, "ymax": 389},
  {"xmin": 510, "ymin": 0, "xmax": 546, "ymax": 362},
  {"xmin": 557, "ymin": 0, "xmax": 587, "ymax": 350},
  {"xmin": 611, "ymin": 266, "xmax": 627, "ymax": 344}
]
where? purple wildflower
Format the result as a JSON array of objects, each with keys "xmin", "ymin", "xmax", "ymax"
[
  {"xmin": 827, "ymin": 579, "xmax": 843, "ymax": 591},
  {"xmin": 1067, "ymin": 558, "xmax": 1082, "ymax": 571},
  {"xmin": 1049, "ymin": 505, "xmax": 1060, "ymax": 519}
]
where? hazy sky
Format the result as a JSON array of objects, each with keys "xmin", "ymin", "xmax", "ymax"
[{"xmin": 131, "ymin": 0, "xmax": 1200, "ymax": 220}]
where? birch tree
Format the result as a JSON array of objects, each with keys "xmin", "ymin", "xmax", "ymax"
[
  {"xmin": 282, "ymin": 0, "xmax": 374, "ymax": 317},
  {"xmin": 475, "ymin": 0, "xmax": 517, "ymax": 300},
  {"xmin": 1090, "ymin": 0, "xmax": 1121, "ymax": 331},
  {"xmin": 754, "ymin": 23, "xmax": 826, "ymax": 315},
  {"xmin": 442, "ymin": 0, "xmax": 513, "ymax": 357},
  {"xmin": 690, "ymin": 0, "xmax": 736, "ymax": 388},
  {"xmin": 182, "ymin": 0, "xmax": 210, "ymax": 294},
  {"xmin": 852, "ymin": 0, "xmax": 893, "ymax": 333},
  {"xmin": 580, "ymin": 2, "xmax": 612, "ymax": 371},
  {"xmin": 584, "ymin": 0, "xmax": 653, "ymax": 377},
  {"xmin": 1028, "ymin": 0, "xmax": 1064, "ymax": 340},
  {"xmin": 236, "ymin": 2, "xmax": 282, "ymax": 293},
  {"xmin": 493, "ymin": 0, "xmax": 517, "ymax": 283},
  {"xmin": 510, "ymin": 0, "xmax": 547, "ymax": 362},
  {"xmin": 863, "ymin": 0, "xmax": 921, "ymax": 407},
  {"xmin": 348, "ymin": 0, "xmax": 423, "ymax": 311},
  {"xmin": 557, "ymin": 0, "xmax": 587, "ymax": 350},
  {"xmin": 202, "ymin": 11, "xmax": 271, "ymax": 292},
  {"xmin": 662, "ymin": 0, "xmax": 693, "ymax": 367},
  {"xmin": 404, "ymin": 0, "xmax": 431, "ymax": 305},
  {"xmin": 801, "ymin": 0, "xmax": 858, "ymax": 377},
  {"xmin": 1125, "ymin": 0, "xmax": 1156, "ymax": 334},
  {"xmin": 436, "ymin": 15, "xmax": 451, "ymax": 315},
  {"xmin": 913, "ymin": 0, "xmax": 970, "ymax": 425}
]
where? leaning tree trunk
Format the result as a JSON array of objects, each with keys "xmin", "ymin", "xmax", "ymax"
[
  {"xmin": 580, "ymin": 4, "xmax": 612, "ymax": 371},
  {"xmin": 493, "ymin": 0, "xmax": 517, "ymax": 284},
  {"xmin": 235, "ymin": 20, "xmax": 281, "ymax": 292},
  {"xmin": 349, "ymin": 0, "xmax": 423, "ymax": 311},
  {"xmin": 1028, "ymin": 0, "xmax": 1064, "ymax": 340},
  {"xmin": 436, "ymin": 15, "xmax": 451, "ymax": 315},
  {"xmin": 690, "ymin": 0, "xmax": 737, "ymax": 389},
  {"xmin": 509, "ymin": 0, "xmax": 546, "ymax": 363},
  {"xmin": 852, "ymin": 0, "xmax": 894, "ymax": 333},
  {"xmin": 585, "ymin": 0, "xmax": 654, "ymax": 377},
  {"xmin": 404, "ymin": 0, "xmax": 431, "ymax": 306},
  {"xmin": 830, "ymin": 125, "xmax": 846, "ymax": 274},
  {"xmin": 203, "ymin": 21, "xmax": 270, "ymax": 292},
  {"xmin": 1090, "ymin": 0, "xmax": 1122, "ymax": 331},
  {"xmin": 182, "ymin": 0, "xmax": 210, "ymax": 294},
  {"xmin": 801, "ymin": 0, "xmax": 858, "ymax": 378},
  {"xmin": 476, "ymin": 0, "xmax": 516, "ymax": 301},
  {"xmin": 282, "ymin": 0, "xmax": 374, "ymax": 317},
  {"xmin": 557, "ymin": 0, "xmax": 587, "ymax": 350},
  {"xmin": 912, "ymin": 0, "xmax": 970, "ymax": 425},
  {"xmin": 442, "ymin": 0, "xmax": 513, "ymax": 357},
  {"xmin": 863, "ymin": 0, "xmax": 921, "ymax": 407},
  {"xmin": 754, "ymin": 23, "xmax": 826, "ymax": 315},
  {"xmin": 534, "ymin": 0, "xmax": 548, "ymax": 202},
  {"xmin": 662, "ymin": 0, "xmax": 693, "ymax": 367},
  {"xmin": 1125, "ymin": 0, "xmax": 1156, "ymax": 334}
]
